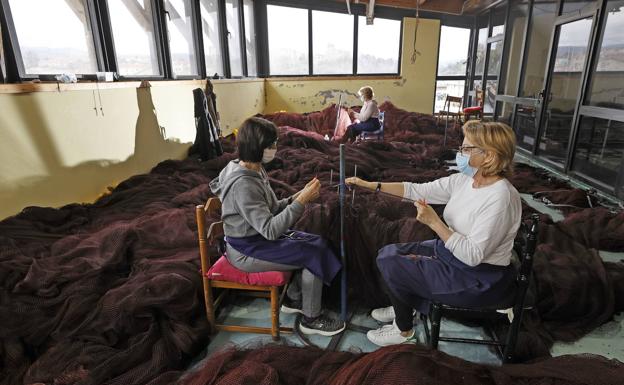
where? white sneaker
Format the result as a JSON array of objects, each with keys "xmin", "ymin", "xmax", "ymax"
[
  {"xmin": 371, "ymin": 306, "xmax": 395, "ymax": 323},
  {"xmin": 366, "ymin": 321, "xmax": 416, "ymax": 347}
]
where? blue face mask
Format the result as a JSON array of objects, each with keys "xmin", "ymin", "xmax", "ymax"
[{"xmin": 455, "ymin": 151, "xmax": 478, "ymax": 177}]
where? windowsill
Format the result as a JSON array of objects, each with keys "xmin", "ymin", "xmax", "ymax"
[{"xmin": 0, "ymin": 78, "xmax": 264, "ymax": 94}]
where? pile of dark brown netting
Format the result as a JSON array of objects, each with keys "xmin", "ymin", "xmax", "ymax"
[
  {"xmin": 180, "ymin": 343, "xmax": 624, "ymax": 385},
  {"xmin": 1, "ymin": 102, "xmax": 623, "ymax": 385}
]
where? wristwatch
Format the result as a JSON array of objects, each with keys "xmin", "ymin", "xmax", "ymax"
[{"xmin": 375, "ymin": 182, "xmax": 382, "ymax": 193}]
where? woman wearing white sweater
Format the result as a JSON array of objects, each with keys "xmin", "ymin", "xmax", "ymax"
[
  {"xmin": 346, "ymin": 121, "xmax": 522, "ymax": 346},
  {"xmin": 345, "ymin": 86, "xmax": 380, "ymax": 141}
]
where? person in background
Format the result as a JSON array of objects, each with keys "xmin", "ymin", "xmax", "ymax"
[
  {"xmin": 345, "ymin": 86, "xmax": 381, "ymax": 142},
  {"xmin": 346, "ymin": 121, "xmax": 521, "ymax": 346},
  {"xmin": 210, "ymin": 117, "xmax": 345, "ymax": 336}
]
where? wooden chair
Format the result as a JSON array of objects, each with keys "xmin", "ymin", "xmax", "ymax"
[
  {"xmin": 436, "ymin": 95, "xmax": 464, "ymax": 125},
  {"xmin": 195, "ymin": 197, "xmax": 293, "ymax": 340},
  {"xmin": 422, "ymin": 214, "xmax": 540, "ymax": 363},
  {"xmin": 463, "ymin": 89, "xmax": 484, "ymax": 121}
]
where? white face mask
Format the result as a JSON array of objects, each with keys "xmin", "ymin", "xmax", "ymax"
[{"xmin": 262, "ymin": 148, "xmax": 277, "ymax": 164}]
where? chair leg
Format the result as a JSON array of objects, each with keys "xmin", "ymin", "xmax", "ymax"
[
  {"xmin": 503, "ymin": 310, "xmax": 524, "ymax": 363},
  {"xmin": 270, "ymin": 286, "xmax": 280, "ymax": 341},
  {"xmin": 203, "ymin": 278, "xmax": 216, "ymax": 334},
  {"xmin": 430, "ymin": 303, "xmax": 442, "ymax": 349}
]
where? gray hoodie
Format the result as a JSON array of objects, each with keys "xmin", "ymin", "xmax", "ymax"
[{"xmin": 209, "ymin": 160, "xmax": 304, "ymax": 258}]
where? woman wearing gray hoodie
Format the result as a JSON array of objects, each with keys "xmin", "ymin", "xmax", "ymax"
[{"xmin": 209, "ymin": 117, "xmax": 344, "ymax": 336}]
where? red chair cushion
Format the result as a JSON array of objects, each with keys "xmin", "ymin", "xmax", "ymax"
[
  {"xmin": 463, "ymin": 106, "xmax": 483, "ymax": 113},
  {"xmin": 206, "ymin": 255, "xmax": 291, "ymax": 286}
]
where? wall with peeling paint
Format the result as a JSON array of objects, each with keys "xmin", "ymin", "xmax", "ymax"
[
  {"xmin": 0, "ymin": 79, "xmax": 264, "ymax": 219},
  {"xmin": 264, "ymin": 17, "xmax": 440, "ymax": 115}
]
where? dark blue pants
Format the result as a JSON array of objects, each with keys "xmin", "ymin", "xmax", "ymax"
[
  {"xmin": 346, "ymin": 118, "xmax": 381, "ymax": 140},
  {"xmin": 377, "ymin": 239, "xmax": 517, "ymax": 331}
]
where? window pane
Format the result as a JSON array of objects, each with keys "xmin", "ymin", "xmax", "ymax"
[
  {"xmin": 8, "ymin": 0, "xmax": 97, "ymax": 75},
  {"xmin": 487, "ymin": 41, "xmax": 502, "ymax": 76},
  {"xmin": 474, "ymin": 27, "xmax": 488, "ymax": 77},
  {"xmin": 520, "ymin": 1, "xmax": 558, "ymax": 97},
  {"xmin": 514, "ymin": 104, "xmax": 539, "ymax": 150},
  {"xmin": 108, "ymin": 0, "xmax": 160, "ymax": 76},
  {"xmin": 0, "ymin": 20, "xmax": 6, "ymax": 78},
  {"xmin": 226, "ymin": 0, "xmax": 242, "ymax": 77},
  {"xmin": 497, "ymin": 101, "xmax": 514, "ymax": 126},
  {"xmin": 434, "ymin": 80, "xmax": 465, "ymax": 114},
  {"xmin": 312, "ymin": 11, "xmax": 353, "ymax": 74},
  {"xmin": 357, "ymin": 17, "xmax": 401, "ymax": 74},
  {"xmin": 491, "ymin": 4, "xmax": 506, "ymax": 37},
  {"xmin": 587, "ymin": 0, "xmax": 624, "ymax": 109},
  {"xmin": 267, "ymin": 5, "xmax": 308, "ymax": 75},
  {"xmin": 200, "ymin": 0, "xmax": 223, "ymax": 77},
  {"xmin": 165, "ymin": 0, "xmax": 198, "ymax": 77},
  {"xmin": 538, "ymin": 18, "xmax": 593, "ymax": 165},
  {"xmin": 485, "ymin": 79, "xmax": 497, "ymax": 114},
  {"xmin": 437, "ymin": 26, "xmax": 470, "ymax": 76},
  {"xmin": 243, "ymin": 0, "xmax": 256, "ymax": 76},
  {"xmin": 502, "ymin": 1, "xmax": 529, "ymax": 95},
  {"xmin": 572, "ymin": 116, "xmax": 624, "ymax": 190}
]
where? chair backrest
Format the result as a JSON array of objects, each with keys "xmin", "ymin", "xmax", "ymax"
[
  {"xmin": 444, "ymin": 95, "xmax": 463, "ymax": 113},
  {"xmin": 512, "ymin": 214, "xmax": 540, "ymax": 311},
  {"xmin": 196, "ymin": 197, "xmax": 224, "ymax": 272},
  {"xmin": 378, "ymin": 111, "xmax": 385, "ymax": 132}
]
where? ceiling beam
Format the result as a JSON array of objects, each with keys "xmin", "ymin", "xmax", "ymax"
[{"xmin": 333, "ymin": 0, "xmax": 466, "ymax": 15}]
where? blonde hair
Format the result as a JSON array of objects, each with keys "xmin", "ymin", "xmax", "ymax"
[
  {"xmin": 358, "ymin": 86, "xmax": 374, "ymax": 100},
  {"xmin": 462, "ymin": 121, "xmax": 516, "ymax": 177}
]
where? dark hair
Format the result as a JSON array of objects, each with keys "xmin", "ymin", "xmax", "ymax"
[{"xmin": 237, "ymin": 117, "xmax": 278, "ymax": 162}]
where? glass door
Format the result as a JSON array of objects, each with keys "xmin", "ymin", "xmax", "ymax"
[{"xmin": 536, "ymin": 16, "xmax": 595, "ymax": 167}]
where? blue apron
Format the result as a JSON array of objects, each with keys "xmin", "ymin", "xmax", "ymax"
[
  {"xmin": 226, "ymin": 230, "xmax": 342, "ymax": 285},
  {"xmin": 377, "ymin": 239, "xmax": 517, "ymax": 313}
]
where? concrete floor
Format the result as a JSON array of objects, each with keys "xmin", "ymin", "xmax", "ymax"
[{"xmin": 190, "ymin": 194, "xmax": 624, "ymax": 370}]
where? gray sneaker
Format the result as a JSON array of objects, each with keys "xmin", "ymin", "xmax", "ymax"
[{"xmin": 299, "ymin": 314, "xmax": 346, "ymax": 336}]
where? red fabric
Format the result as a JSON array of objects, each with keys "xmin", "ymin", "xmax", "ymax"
[
  {"xmin": 206, "ymin": 256, "xmax": 291, "ymax": 286},
  {"xmin": 463, "ymin": 106, "xmax": 483, "ymax": 113}
]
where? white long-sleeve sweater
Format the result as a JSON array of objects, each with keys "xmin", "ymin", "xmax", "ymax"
[
  {"xmin": 403, "ymin": 173, "xmax": 521, "ymax": 267},
  {"xmin": 354, "ymin": 100, "xmax": 380, "ymax": 121}
]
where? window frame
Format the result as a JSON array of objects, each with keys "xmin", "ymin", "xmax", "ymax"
[
  {"xmin": 264, "ymin": 0, "xmax": 404, "ymax": 78},
  {"xmin": 0, "ymin": 0, "xmax": 106, "ymax": 81},
  {"xmin": 162, "ymin": 0, "xmax": 205, "ymax": 80}
]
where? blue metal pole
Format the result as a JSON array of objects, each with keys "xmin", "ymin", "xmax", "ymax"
[{"xmin": 339, "ymin": 144, "xmax": 347, "ymax": 322}]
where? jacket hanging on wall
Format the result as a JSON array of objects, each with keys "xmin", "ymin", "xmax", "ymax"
[{"xmin": 189, "ymin": 80, "xmax": 223, "ymax": 161}]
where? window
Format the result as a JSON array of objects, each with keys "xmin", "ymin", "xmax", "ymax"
[
  {"xmin": 312, "ymin": 10, "xmax": 353, "ymax": 75},
  {"xmin": 357, "ymin": 16, "xmax": 401, "ymax": 74},
  {"xmin": 108, "ymin": 0, "xmax": 160, "ymax": 77},
  {"xmin": 435, "ymin": 26, "xmax": 470, "ymax": 113},
  {"xmin": 6, "ymin": 0, "xmax": 98, "ymax": 76},
  {"xmin": 225, "ymin": 0, "xmax": 243, "ymax": 77},
  {"xmin": 437, "ymin": 26, "xmax": 470, "ymax": 77},
  {"xmin": 520, "ymin": 1, "xmax": 558, "ymax": 98},
  {"xmin": 435, "ymin": 80, "xmax": 465, "ymax": 113},
  {"xmin": 243, "ymin": 0, "xmax": 256, "ymax": 76},
  {"xmin": 572, "ymin": 116, "xmax": 624, "ymax": 190},
  {"xmin": 200, "ymin": 0, "xmax": 223, "ymax": 77},
  {"xmin": 474, "ymin": 27, "xmax": 488, "ymax": 78},
  {"xmin": 561, "ymin": 0, "xmax": 596, "ymax": 16},
  {"xmin": 165, "ymin": 0, "xmax": 199, "ymax": 77},
  {"xmin": 586, "ymin": 0, "xmax": 624, "ymax": 110},
  {"xmin": 267, "ymin": 5, "xmax": 308, "ymax": 75},
  {"xmin": 502, "ymin": 1, "xmax": 529, "ymax": 96}
]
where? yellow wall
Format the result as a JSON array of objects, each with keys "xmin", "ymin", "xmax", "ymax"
[
  {"xmin": 0, "ymin": 79, "xmax": 264, "ymax": 219},
  {"xmin": 264, "ymin": 17, "xmax": 440, "ymax": 115}
]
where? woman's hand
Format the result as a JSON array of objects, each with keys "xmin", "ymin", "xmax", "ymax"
[
  {"xmin": 414, "ymin": 199, "xmax": 441, "ymax": 227},
  {"xmin": 296, "ymin": 178, "xmax": 321, "ymax": 205},
  {"xmin": 345, "ymin": 177, "xmax": 374, "ymax": 190}
]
